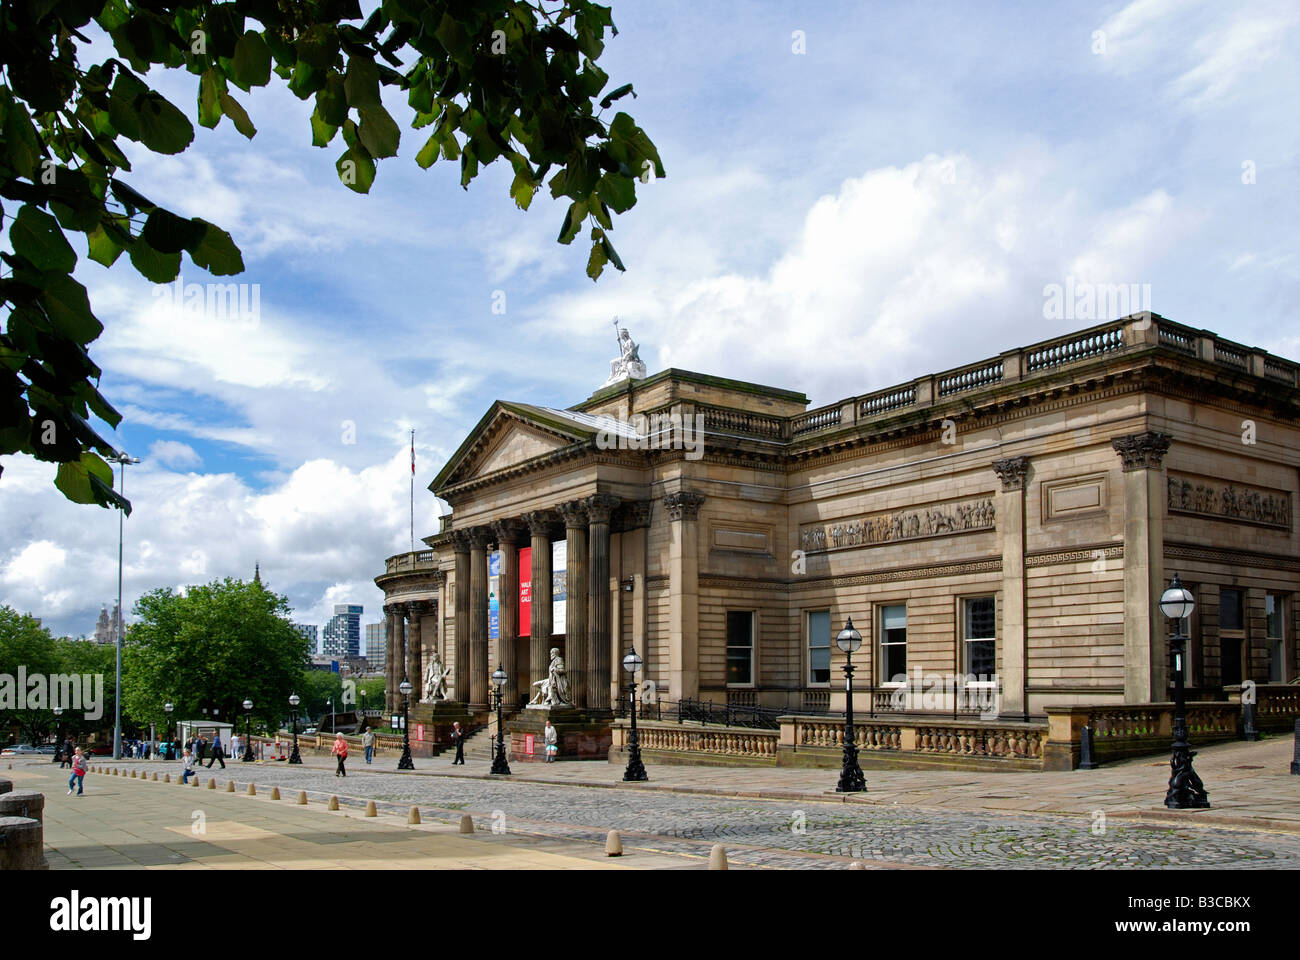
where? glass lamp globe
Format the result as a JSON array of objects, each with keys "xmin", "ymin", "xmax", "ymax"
[
  {"xmin": 1159, "ymin": 573, "xmax": 1196, "ymax": 621},
  {"xmin": 622, "ymin": 648, "xmax": 642, "ymax": 674},
  {"xmin": 243, "ymin": 699, "xmax": 253, "ymax": 711},
  {"xmin": 836, "ymin": 617, "xmax": 863, "ymax": 653},
  {"xmin": 399, "ymin": 680, "xmax": 412, "ymax": 697},
  {"xmin": 289, "ymin": 694, "xmax": 300, "ymax": 708},
  {"xmin": 491, "ymin": 665, "xmax": 507, "ymax": 688}
]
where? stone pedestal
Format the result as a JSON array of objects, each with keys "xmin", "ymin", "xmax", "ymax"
[
  {"xmin": 406, "ymin": 701, "xmax": 481, "ymax": 757},
  {"xmin": 507, "ymin": 707, "xmax": 613, "ymax": 762}
]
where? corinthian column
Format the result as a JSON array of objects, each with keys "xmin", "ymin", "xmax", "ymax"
[
  {"xmin": 452, "ymin": 530, "xmax": 471, "ymax": 704},
  {"xmin": 405, "ymin": 600, "xmax": 429, "ymax": 705},
  {"xmin": 664, "ymin": 490, "xmax": 705, "ymax": 702},
  {"xmin": 469, "ymin": 526, "xmax": 492, "ymax": 712},
  {"xmin": 493, "ymin": 519, "xmax": 524, "ymax": 709},
  {"xmin": 558, "ymin": 501, "xmax": 589, "ymax": 708},
  {"xmin": 991, "ymin": 456, "xmax": 1028, "ymax": 720},
  {"xmin": 1113, "ymin": 431, "xmax": 1172, "ymax": 702},
  {"xmin": 523, "ymin": 511, "xmax": 554, "ymax": 692},
  {"xmin": 585, "ymin": 494, "xmax": 620, "ymax": 711},
  {"xmin": 385, "ymin": 604, "xmax": 404, "ymax": 714}
]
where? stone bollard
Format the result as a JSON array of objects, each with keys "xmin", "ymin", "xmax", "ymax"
[
  {"xmin": 226, "ymin": 781, "xmax": 235, "ymax": 793},
  {"xmin": 246, "ymin": 783, "xmax": 256, "ymax": 796},
  {"xmin": 130, "ymin": 770, "xmax": 136, "ymax": 778},
  {"xmin": 191, "ymin": 775, "xmax": 199, "ymax": 787},
  {"xmin": 408, "ymin": 806, "xmax": 421, "ymax": 824},
  {"xmin": 365, "ymin": 800, "xmax": 377, "ymax": 817},
  {"xmin": 270, "ymin": 787, "xmax": 280, "ymax": 800},
  {"xmin": 0, "ymin": 817, "xmax": 46, "ymax": 870},
  {"xmin": 163, "ymin": 774, "xmax": 170, "ymax": 783},
  {"xmin": 297, "ymin": 791, "xmax": 308, "ymax": 805},
  {"xmin": 708, "ymin": 844, "xmax": 728, "ymax": 870},
  {"xmin": 1291, "ymin": 719, "xmax": 1300, "ymax": 776},
  {"xmin": 459, "ymin": 814, "xmax": 474, "ymax": 834},
  {"xmin": 0, "ymin": 791, "xmax": 45, "ymax": 824},
  {"xmin": 151, "ymin": 772, "xmax": 157, "ymax": 781},
  {"xmin": 606, "ymin": 830, "xmax": 623, "ymax": 857},
  {"xmin": 207, "ymin": 779, "xmax": 215, "ymax": 789},
  {"xmin": 328, "ymin": 796, "xmax": 339, "ymax": 811}
]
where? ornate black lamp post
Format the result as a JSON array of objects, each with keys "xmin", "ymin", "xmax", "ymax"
[
  {"xmin": 621, "ymin": 647, "xmax": 648, "ymax": 782},
  {"xmin": 490, "ymin": 665, "xmax": 512, "ymax": 775},
  {"xmin": 51, "ymin": 707, "xmax": 63, "ymax": 764},
  {"xmin": 164, "ymin": 701, "xmax": 174, "ymax": 760},
  {"xmin": 1161, "ymin": 574, "xmax": 1209, "ymax": 809},
  {"xmin": 836, "ymin": 617, "xmax": 867, "ymax": 793},
  {"xmin": 288, "ymin": 693, "xmax": 302, "ymax": 764},
  {"xmin": 397, "ymin": 679, "xmax": 414, "ymax": 770},
  {"xmin": 241, "ymin": 699, "xmax": 255, "ymax": 762}
]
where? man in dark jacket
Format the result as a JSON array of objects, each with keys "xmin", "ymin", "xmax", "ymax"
[
  {"xmin": 450, "ymin": 722, "xmax": 465, "ymax": 764},
  {"xmin": 206, "ymin": 732, "xmax": 226, "ymax": 768}
]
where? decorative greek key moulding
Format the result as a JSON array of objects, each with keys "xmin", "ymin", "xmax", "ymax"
[
  {"xmin": 991, "ymin": 456, "xmax": 1030, "ymax": 491},
  {"xmin": 664, "ymin": 490, "xmax": 706, "ymax": 521},
  {"xmin": 1111, "ymin": 431, "xmax": 1171, "ymax": 471},
  {"xmin": 1167, "ymin": 474, "xmax": 1292, "ymax": 530},
  {"xmin": 799, "ymin": 497, "xmax": 996, "ymax": 553}
]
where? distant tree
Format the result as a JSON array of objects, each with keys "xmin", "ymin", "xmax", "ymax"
[
  {"xmin": 0, "ymin": 605, "xmax": 59, "ymax": 743},
  {"xmin": 1, "ymin": 1, "xmax": 663, "ymax": 510},
  {"xmin": 122, "ymin": 576, "xmax": 310, "ymax": 734}
]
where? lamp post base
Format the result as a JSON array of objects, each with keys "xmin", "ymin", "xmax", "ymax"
[
  {"xmin": 288, "ymin": 745, "xmax": 302, "ymax": 765},
  {"xmin": 490, "ymin": 745, "xmax": 512, "ymax": 776},
  {"xmin": 397, "ymin": 746, "xmax": 414, "ymax": 771},
  {"xmin": 1165, "ymin": 745, "xmax": 1210, "ymax": 809},
  {"xmin": 622, "ymin": 747, "xmax": 648, "ymax": 783},
  {"xmin": 836, "ymin": 742, "xmax": 866, "ymax": 793}
]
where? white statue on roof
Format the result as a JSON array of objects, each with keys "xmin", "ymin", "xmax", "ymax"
[{"xmin": 603, "ymin": 318, "xmax": 647, "ymax": 386}]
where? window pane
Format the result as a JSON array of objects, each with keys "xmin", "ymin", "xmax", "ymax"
[
  {"xmin": 965, "ymin": 597, "xmax": 995, "ymax": 639},
  {"xmin": 882, "ymin": 605, "xmax": 907, "ymax": 631},
  {"xmin": 882, "ymin": 643, "xmax": 907, "ymax": 683},
  {"xmin": 727, "ymin": 611, "xmax": 753, "ymax": 686},
  {"xmin": 1265, "ymin": 595, "xmax": 1282, "ymax": 639},
  {"xmin": 808, "ymin": 611, "xmax": 830, "ymax": 648},
  {"xmin": 807, "ymin": 610, "xmax": 830, "ymax": 685},
  {"xmin": 727, "ymin": 650, "xmax": 752, "ymax": 685},
  {"xmin": 810, "ymin": 647, "xmax": 831, "ymax": 684},
  {"xmin": 1220, "ymin": 589, "xmax": 1243, "ymax": 631},
  {"xmin": 966, "ymin": 639, "xmax": 996, "ymax": 677},
  {"xmin": 727, "ymin": 611, "xmax": 753, "ymax": 646}
]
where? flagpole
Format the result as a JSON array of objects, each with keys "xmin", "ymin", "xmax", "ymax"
[{"xmin": 410, "ymin": 429, "xmax": 415, "ymax": 554}]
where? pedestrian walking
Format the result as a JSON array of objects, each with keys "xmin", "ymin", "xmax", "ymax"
[
  {"xmin": 181, "ymin": 748, "xmax": 197, "ymax": 784},
  {"xmin": 66, "ymin": 748, "xmax": 87, "ymax": 795},
  {"xmin": 544, "ymin": 721, "xmax": 558, "ymax": 762},
  {"xmin": 230, "ymin": 732, "xmax": 241, "ymax": 760},
  {"xmin": 61, "ymin": 737, "xmax": 75, "ymax": 768},
  {"xmin": 331, "ymin": 733, "xmax": 348, "ymax": 777},
  {"xmin": 195, "ymin": 736, "xmax": 208, "ymax": 762},
  {"xmin": 207, "ymin": 731, "xmax": 226, "ymax": 769},
  {"xmin": 362, "ymin": 727, "xmax": 375, "ymax": 764},
  {"xmin": 450, "ymin": 722, "xmax": 466, "ymax": 765}
]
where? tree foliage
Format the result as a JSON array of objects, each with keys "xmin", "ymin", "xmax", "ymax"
[
  {"xmin": 121, "ymin": 576, "xmax": 310, "ymax": 733},
  {"xmin": 0, "ymin": 0, "xmax": 662, "ymax": 508}
]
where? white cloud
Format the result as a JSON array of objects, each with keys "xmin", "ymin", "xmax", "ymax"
[{"xmin": 147, "ymin": 440, "xmax": 202, "ymax": 470}]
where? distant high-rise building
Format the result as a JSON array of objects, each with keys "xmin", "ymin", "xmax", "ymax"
[
  {"xmin": 364, "ymin": 622, "xmax": 386, "ymax": 671},
  {"xmin": 322, "ymin": 605, "xmax": 363, "ymax": 658},
  {"xmin": 292, "ymin": 623, "xmax": 319, "ymax": 654}
]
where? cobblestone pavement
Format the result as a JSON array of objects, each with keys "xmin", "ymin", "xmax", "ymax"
[{"xmin": 107, "ymin": 760, "xmax": 1300, "ymax": 870}]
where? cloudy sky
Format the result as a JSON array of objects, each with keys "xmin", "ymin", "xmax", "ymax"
[{"xmin": 3, "ymin": 0, "xmax": 1298, "ymax": 646}]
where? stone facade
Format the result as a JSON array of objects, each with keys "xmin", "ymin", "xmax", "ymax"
[{"xmin": 375, "ymin": 315, "xmax": 1300, "ymax": 721}]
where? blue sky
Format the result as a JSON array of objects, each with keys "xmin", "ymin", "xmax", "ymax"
[{"xmin": 3, "ymin": 0, "xmax": 1298, "ymax": 644}]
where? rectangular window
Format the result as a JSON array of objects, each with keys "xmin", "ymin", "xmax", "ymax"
[
  {"xmin": 1219, "ymin": 588, "xmax": 1244, "ymax": 686},
  {"xmin": 1219, "ymin": 589, "xmax": 1244, "ymax": 631},
  {"xmin": 962, "ymin": 597, "xmax": 997, "ymax": 679},
  {"xmin": 726, "ymin": 611, "xmax": 754, "ymax": 686},
  {"xmin": 879, "ymin": 604, "xmax": 907, "ymax": 685},
  {"xmin": 1266, "ymin": 593, "xmax": 1285, "ymax": 683},
  {"xmin": 807, "ymin": 610, "xmax": 831, "ymax": 686}
]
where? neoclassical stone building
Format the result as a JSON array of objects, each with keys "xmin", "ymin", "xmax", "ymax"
[{"xmin": 375, "ymin": 314, "xmax": 1299, "ymax": 728}]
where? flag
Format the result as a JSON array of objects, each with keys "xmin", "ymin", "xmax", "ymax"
[{"xmin": 410, "ymin": 431, "xmax": 415, "ymax": 474}]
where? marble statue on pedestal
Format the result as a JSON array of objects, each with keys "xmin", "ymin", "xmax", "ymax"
[
  {"xmin": 423, "ymin": 652, "xmax": 449, "ymax": 703},
  {"xmin": 603, "ymin": 321, "xmax": 647, "ymax": 386}
]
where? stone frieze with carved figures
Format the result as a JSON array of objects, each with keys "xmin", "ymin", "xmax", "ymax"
[
  {"xmin": 1166, "ymin": 474, "xmax": 1292, "ymax": 530},
  {"xmin": 800, "ymin": 497, "xmax": 996, "ymax": 553}
]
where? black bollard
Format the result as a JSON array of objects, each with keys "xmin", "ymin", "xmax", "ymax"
[
  {"xmin": 1291, "ymin": 719, "xmax": 1299, "ymax": 776},
  {"xmin": 1078, "ymin": 724, "xmax": 1099, "ymax": 770},
  {"xmin": 1242, "ymin": 702, "xmax": 1258, "ymax": 742}
]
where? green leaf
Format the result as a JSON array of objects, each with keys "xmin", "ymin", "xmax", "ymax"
[
  {"xmin": 510, "ymin": 170, "xmax": 535, "ymax": 210},
  {"xmin": 336, "ymin": 147, "xmax": 375, "ymax": 193},
  {"xmin": 315, "ymin": 74, "xmax": 348, "ymax": 127},
  {"xmin": 188, "ymin": 222, "xmax": 244, "ymax": 275},
  {"xmin": 434, "ymin": 13, "xmax": 474, "ymax": 65},
  {"xmin": 344, "ymin": 55, "xmax": 381, "ymax": 109},
  {"xmin": 231, "ymin": 31, "xmax": 273, "ymax": 90},
  {"xmin": 128, "ymin": 239, "xmax": 182, "ymax": 283},
  {"xmin": 142, "ymin": 209, "xmax": 206, "ymax": 255},
  {"xmin": 198, "ymin": 69, "xmax": 223, "ymax": 129},
  {"xmin": 557, "ymin": 200, "xmax": 587, "ymax": 245},
  {"xmin": 596, "ymin": 172, "xmax": 636, "ymax": 214},
  {"xmin": 11, "ymin": 206, "xmax": 77, "ymax": 273},
  {"xmin": 39, "ymin": 273, "xmax": 103, "ymax": 343},
  {"xmin": 86, "ymin": 224, "xmax": 126, "ymax": 268},
  {"xmin": 310, "ymin": 111, "xmax": 339, "ymax": 147},
  {"xmin": 136, "ymin": 92, "xmax": 195, "ymax": 154},
  {"xmin": 217, "ymin": 90, "xmax": 256, "ymax": 138},
  {"xmin": 110, "ymin": 179, "xmax": 156, "ymax": 215},
  {"xmin": 56, "ymin": 452, "xmax": 129, "ymax": 513},
  {"xmin": 586, "ymin": 236, "xmax": 608, "ymax": 280},
  {"xmin": 415, "ymin": 132, "xmax": 440, "ymax": 169},
  {"xmin": 2, "ymin": 93, "xmax": 44, "ymax": 178},
  {"xmin": 295, "ymin": 24, "xmax": 339, "ymax": 71},
  {"xmin": 357, "ymin": 106, "xmax": 400, "ymax": 158}
]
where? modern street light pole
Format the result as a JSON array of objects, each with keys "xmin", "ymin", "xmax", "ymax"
[
  {"xmin": 1161, "ymin": 574, "xmax": 1209, "ymax": 809},
  {"xmin": 164, "ymin": 701, "xmax": 174, "ymax": 760},
  {"xmin": 241, "ymin": 699, "xmax": 255, "ymax": 762},
  {"xmin": 490, "ymin": 665, "xmax": 511, "ymax": 775},
  {"xmin": 51, "ymin": 707, "xmax": 63, "ymax": 764},
  {"xmin": 111, "ymin": 451, "xmax": 140, "ymax": 759},
  {"xmin": 836, "ymin": 617, "xmax": 866, "ymax": 793},
  {"xmin": 621, "ymin": 647, "xmax": 647, "ymax": 782},
  {"xmin": 288, "ymin": 693, "xmax": 302, "ymax": 764},
  {"xmin": 397, "ymin": 679, "xmax": 414, "ymax": 770}
]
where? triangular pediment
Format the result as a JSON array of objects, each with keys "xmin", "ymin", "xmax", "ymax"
[{"xmin": 432, "ymin": 402, "xmax": 600, "ymax": 493}]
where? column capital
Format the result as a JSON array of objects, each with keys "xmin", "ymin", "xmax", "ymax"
[
  {"xmin": 492, "ymin": 518, "xmax": 525, "ymax": 545},
  {"xmin": 1112, "ymin": 431, "xmax": 1172, "ymax": 472},
  {"xmin": 557, "ymin": 499, "xmax": 589, "ymax": 529},
  {"xmin": 523, "ymin": 510, "xmax": 554, "ymax": 536},
  {"xmin": 384, "ymin": 603, "xmax": 406, "ymax": 618},
  {"xmin": 583, "ymin": 493, "xmax": 621, "ymax": 525},
  {"xmin": 991, "ymin": 456, "xmax": 1030, "ymax": 491},
  {"xmin": 467, "ymin": 525, "xmax": 494, "ymax": 550},
  {"xmin": 614, "ymin": 500, "xmax": 652, "ymax": 532},
  {"xmin": 450, "ymin": 529, "xmax": 473, "ymax": 552},
  {"xmin": 405, "ymin": 599, "xmax": 432, "ymax": 617},
  {"xmin": 663, "ymin": 490, "xmax": 706, "ymax": 521}
]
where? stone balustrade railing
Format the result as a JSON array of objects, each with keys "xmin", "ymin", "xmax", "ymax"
[
  {"xmin": 1224, "ymin": 684, "xmax": 1300, "ymax": 732},
  {"xmin": 1043, "ymin": 701, "xmax": 1242, "ymax": 770},
  {"xmin": 611, "ymin": 720, "xmax": 778, "ymax": 760},
  {"xmin": 383, "ymin": 550, "xmax": 438, "ymax": 574}
]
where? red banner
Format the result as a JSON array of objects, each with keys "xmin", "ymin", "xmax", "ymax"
[{"xmin": 519, "ymin": 546, "xmax": 531, "ymax": 637}]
